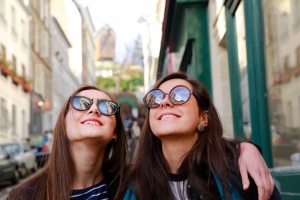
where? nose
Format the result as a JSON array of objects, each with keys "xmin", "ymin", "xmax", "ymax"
[
  {"xmin": 88, "ymin": 99, "xmax": 100, "ymax": 114},
  {"xmin": 159, "ymin": 94, "xmax": 174, "ymax": 108}
]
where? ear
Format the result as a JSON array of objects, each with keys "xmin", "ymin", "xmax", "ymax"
[
  {"xmin": 112, "ymin": 132, "xmax": 117, "ymax": 141},
  {"xmin": 199, "ymin": 111, "xmax": 208, "ymax": 127}
]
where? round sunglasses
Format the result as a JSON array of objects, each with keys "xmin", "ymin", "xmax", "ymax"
[
  {"xmin": 69, "ymin": 96, "xmax": 120, "ymax": 116},
  {"xmin": 143, "ymin": 85, "xmax": 193, "ymax": 108}
]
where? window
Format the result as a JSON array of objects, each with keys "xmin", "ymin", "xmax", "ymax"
[
  {"xmin": 21, "ymin": 19, "xmax": 26, "ymax": 46},
  {"xmin": 299, "ymin": 97, "xmax": 300, "ymax": 126},
  {"xmin": 12, "ymin": 105, "xmax": 16, "ymax": 135},
  {"xmin": 31, "ymin": 21, "xmax": 34, "ymax": 48},
  {"xmin": 45, "ymin": 32, "xmax": 49, "ymax": 58},
  {"xmin": 0, "ymin": 44, "xmax": 6, "ymax": 63},
  {"xmin": 11, "ymin": 6, "xmax": 17, "ymax": 36},
  {"xmin": 296, "ymin": 46, "xmax": 300, "ymax": 67},
  {"xmin": 292, "ymin": 0, "xmax": 300, "ymax": 28},
  {"xmin": 12, "ymin": 55, "xmax": 16, "ymax": 73},
  {"xmin": 41, "ymin": 31, "xmax": 46, "ymax": 57},
  {"xmin": 40, "ymin": 0, "xmax": 44, "ymax": 21},
  {"xmin": 34, "ymin": 23, "xmax": 39, "ymax": 52},
  {"xmin": 0, "ymin": 0, "xmax": 6, "ymax": 22},
  {"xmin": 0, "ymin": 98, "xmax": 8, "ymax": 132},
  {"xmin": 284, "ymin": 55, "xmax": 289, "ymax": 72},
  {"xmin": 287, "ymin": 101, "xmax": 293, "ymax": 127},
  {"xmin": 44, "ymin": 2, "xmax": 49, "ymax": 27},
  {"xmin": 280, "ymin": 12, "xmax": 289, "ymax": 40},
  {"xmin": 22, "ymin": 110, "xmax": 25, "ymax": 138}
]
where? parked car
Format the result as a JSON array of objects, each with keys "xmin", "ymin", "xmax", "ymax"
[
  {"xmin": 28, "ymin": 134, "xmax": 52, "ymax": 168},
  {"xmin": 0, "ymin": 141, "xmax": 38, "ymax": 177},
  {"xmin": 0, "ymin": 148, "xmax": 19, "ymax": 184}
]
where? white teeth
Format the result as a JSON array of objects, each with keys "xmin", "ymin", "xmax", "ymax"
[
  {"xmin": 83, "ymin": 121, "xmax": 100, "ymax": 125},
  {"xmin": 161, "ymin": 114, "xmax": 178, "ymax": 119}
]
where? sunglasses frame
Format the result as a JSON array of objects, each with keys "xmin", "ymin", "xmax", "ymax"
[
  {"xmin": 69, "ymin": 96, "xmax": 120, "ymax": 116},
  {"xmin": 143, "ymin": 85, "xmax": 193, "ymax": 108}
]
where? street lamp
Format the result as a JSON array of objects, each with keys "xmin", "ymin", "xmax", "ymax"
[{"xmin": 37, "ymin": 101, "xmax": 44, "ymax": 107}]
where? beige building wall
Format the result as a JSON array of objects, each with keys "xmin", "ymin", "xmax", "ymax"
[
  {"xmin": 0, "ymin": 0, "xmax": 31, "ymax": 141},
  {"xmin": 51, "ymin": 0, "xmax": 83, "ymax": 83},
  {"xmin": 79, "ymin": 5, "xmax": 95, "ymax": 85}
]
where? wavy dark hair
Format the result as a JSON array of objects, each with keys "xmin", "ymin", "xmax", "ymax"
[
  {"xmin": 116, "ymin": 72, "xmax": 243, "ymax": 200},
  {"xmin": 7, "ymin": 85, "xmax": 128, "ymax": 200}
]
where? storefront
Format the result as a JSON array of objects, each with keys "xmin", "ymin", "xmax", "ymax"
[{"xmin": 157, "ymin": 0, "xmax": 300, "ymax": 197}]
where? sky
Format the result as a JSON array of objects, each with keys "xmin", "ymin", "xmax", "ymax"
[{"xmin": 76, "ymin": 0, "xmax": 156, "ymax": 63}]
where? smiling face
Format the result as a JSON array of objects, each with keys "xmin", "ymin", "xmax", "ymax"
[
  {"xmin": 65, "ymin": 89, "xmax": 117, "ymax": 144},
  {"xmin": 149, "ymin": 79, "xmax": 203, "ymax": 140}
]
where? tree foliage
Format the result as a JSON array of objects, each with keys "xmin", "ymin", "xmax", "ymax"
[{"xmin": 96, "ymin": 76, "xmax": 116, "ymax": 89}]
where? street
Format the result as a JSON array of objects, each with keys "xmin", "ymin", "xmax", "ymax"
[{"xmin": 0, "ymin": 173, "xmax": 35, "ymax": 199}]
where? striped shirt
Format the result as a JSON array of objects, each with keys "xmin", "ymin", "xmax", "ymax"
[
  {"xmin": 71, "ymin": 179, "xmax": 109, "ymax": 200},
  {"xmin": 169, "ymin": 173, "xmax": 188, "ymax": 200}
]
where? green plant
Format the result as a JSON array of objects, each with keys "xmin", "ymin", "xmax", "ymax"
[
  {"xmin": 0, "ymin": 60, "xmax": 12, "ymax": 69},
  {"xmin": 20, "ymin": 75, "xmax": 29, "ymax": 84},
  {"xmin": 96, "ymin": 76, "xmax": 116, "ymax": 89}
]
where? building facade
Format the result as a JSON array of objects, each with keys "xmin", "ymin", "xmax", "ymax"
[
  {"xmin": 51, "ymin": 0, "xmax": 83, "ymax": 83},
  {"xmin": 78, "ymin": 5, "xmax": 96, "ymax": 86},
  {"xmin": 50, "ymin": 17, "xmax": 79, "ymax": 129},
  {"xmin": 30, "ymin": 0, "xmax": 52, "ymax": 135},
  {"xmin": 0, "ymin": 0, "xmax": 31, "ymax": 142}
]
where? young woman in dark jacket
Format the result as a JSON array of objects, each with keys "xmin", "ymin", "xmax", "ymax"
[{"xmin": 118, "ymin": 72, "xmax": 280, "ymax": 200}]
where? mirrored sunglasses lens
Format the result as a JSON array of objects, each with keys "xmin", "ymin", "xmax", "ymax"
[
  {"xmin": 170, "ymin": 87, "xmax": 190, "ymax": 104},
  {"xmin": 72, "ymin": 97, "xmax": 92, "ymax": 110},
  {"xmin": 99, "ymin": 101, "xmax": 118, "ymax": 115},
  {"xmin": 145, "ymin": 90, "xmax": 164, "ymax": 108}
]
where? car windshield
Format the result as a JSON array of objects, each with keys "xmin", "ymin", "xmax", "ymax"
[
  {"xmin": 28, "ymin": 135, "xmax": 48, "ymax": 147},
  {"xmin": 2, "ymin": 144, "xmax": 21, "ymax": 154}
]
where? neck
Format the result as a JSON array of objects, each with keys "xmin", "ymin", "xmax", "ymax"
[
  {"xmin": 161, "ymin": 134, "xmax": 198, "ymax": 174},
  {"xmin": 71, "ymin": 141, "xmax": 106, "ymax": 189}
]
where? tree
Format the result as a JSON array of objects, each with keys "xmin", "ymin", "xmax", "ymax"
[{"xmin": 96, "ymin": 76, "xmax": 116, "ymax": 90}]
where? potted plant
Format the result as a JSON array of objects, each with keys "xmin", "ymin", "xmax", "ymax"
[
  {"xmin": 12, "ymin": 75, "xmax": 24, "ymax": 86},
  {"xmin": 0, "ymin": 60, "xmax": 14, "ymax": 77},
  {"xmin": 20, "ymin": 75, "xmax": 32, "ymax": 93},
  {"xmin": 23, "ymin": 84, "xmax": 32, "ymax": 93}
]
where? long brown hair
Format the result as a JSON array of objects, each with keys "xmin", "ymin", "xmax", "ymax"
[
  {"xmin": 117, "ymin": 72, "xmax": 242, "ymax": 200},
  {"xmin": 8, "ymin": 86, "xmax": 128, "ymax": 200}
]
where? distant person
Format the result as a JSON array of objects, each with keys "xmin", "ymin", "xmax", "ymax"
[
  {"xmin": 137, "ymin": 114, "xmax": 145, "ymax": 129},
  {"xmin": 118, "ymin": 72, "xmax": 280, "ymax": 200},
  {"xmin": 123, "ymin": 116, "xmax": 133, "ymax": 139},
  {"xmin": 129, "ymin": 120, "xmax": 141, "ymax": 160},
  {"xmin": 7, "ymin": 85, "xmax": 127, "ymax": 200},
  {"xmin": 132, "ymin": 120, "xmax": 140, "ymax": 139}
]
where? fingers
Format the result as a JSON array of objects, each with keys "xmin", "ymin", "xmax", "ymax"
[
  {"xmin": 250, "ymin": 169, "xmax": 269, "ymax": 200},
  {"xmin": 252, "ymin": 162, "xmax": 274, "ymax": 200},
  {"xmin": 239, "ymin": 161, "xmax": 250, "ymax": 190},
  {"xmin": 238, "ymin": 142, "xmax": 275, "ymax": 200},
  {"xmin": 265, "ymin": 170, "xmax": 274, "ymax": 197}
]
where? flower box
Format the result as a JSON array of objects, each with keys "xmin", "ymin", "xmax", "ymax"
[
  {"xmin": 22, "ymin": 83, "xmax": 32, "ymax": 93},
  {"xmin": 12, "ymin": 76, "xmax": 24, "ymax": 86},
  {"xmin": 0, "ymin": 66, "xmax": 14, "ymax": 77}
]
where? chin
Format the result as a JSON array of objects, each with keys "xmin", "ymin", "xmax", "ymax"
[{"xmin": 153, "ymin": 131, "xmax": 176, "ymax": 138}]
